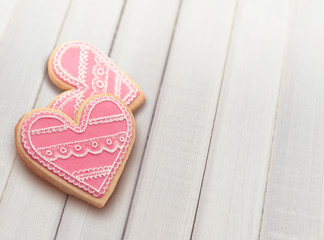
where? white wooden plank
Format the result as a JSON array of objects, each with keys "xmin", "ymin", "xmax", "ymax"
[
  {"xmin": 260, "ymin": 0, "xmax": 324, "ymax": 239},
  {"xmin": 55, "ymin": 0, "xmax": 182, "ymax": 239},
  {"xmin": 123, "ymin": 0, "xmax": 237, "ymax": 239},
  {"xmin": 0, "ymin": 0, "xmax": 70, "ymax": 196},
  {"xmin": 0, "ymin": 1, "xmax": 70, "ymax": 239},
  {"xmin": 0, "ymin": 0, "xmax": 124, "ymax": 239},
  {"xmin": 0, "ymin": 0, "xmax": 17, "ymax": 39},
  {"xmin": 191, "ymin": 0, "xmax": 292, "ymax": 239},
  {"xmin": 36, "ymin": 0, "xmax": 125, "ymax": 107}
]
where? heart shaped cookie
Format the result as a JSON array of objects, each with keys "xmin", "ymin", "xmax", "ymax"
[
  {"xmin": 15, "ymin": 94, "xmax": 135, "ymax": 208},
  {"xmin": 48, "ymin": 41, "xmax": 145, "ymax": 120}
]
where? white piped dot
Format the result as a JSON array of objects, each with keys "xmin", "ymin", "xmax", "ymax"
[
  {"xmin": 119, "ymin": 137, "xmax": 125, "ymax": 142},
  {"xmin": 99, "ymin": 57, "xmax": 105, "ymax": 63},
  {"xmin": 92, "ymin": 142, "xmax": 98, "ymax": 148},
  {"xmin": 75, "ymin": 145, "xmax": 81, "ymax": 151},
  {"xmin": 60, "ymin": 147, "xmax": 67, "ymax": 154},
  {"xmin": 46, "ymin": 150, "xmax": 52, "ymax": 156},
  {"xmin": 106, "ymin": 139, "xmax": 112, "ymax": 145},
  {"xmin": 96, "ymin": 80, "xmax": 104, "ymax": 88},
  {"xmin": 97, "ymin": 68, "xmax": 104, "ymax": 75}
]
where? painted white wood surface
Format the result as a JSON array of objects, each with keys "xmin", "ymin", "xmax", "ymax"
[
  {"xmin": 260, "ymin": 0, "xmax": 324, "ymax": 239},
  {"xmin": 0, "ymin": 0, "xmax": 323, "ymax": 239},
  {"xmin": 0, "ymin": 0, "xmax": 17, "ymax": 40},
  {"xmin": 191, "ymin": 0, "xmax": 292, "ymax": 239},
  {"xmin": 55, "ymin": 0, "xmax": 182, "ymax": 239},
  {"xmin": 123, "ymin": 0, "xmax": 237, "ymax": 239},
  {"xmin": 0, "ymin": 0, "xmax": 124, "ymax": 239},
  {"xmin": 0, "ymin": 0, "xmax": 70, "ymax": 199}
]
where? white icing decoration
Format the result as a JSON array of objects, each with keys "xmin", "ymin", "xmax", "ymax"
[
  {"xmin": 21, "ymin": 96, "xmax": 133, "ymax": 197},
  {"xmin": 60, "ymin": 147, "xmax": 67, "ymax": 153},
  {"xmin": 51, "ymin": 41, "xmax": 139, "ymax": 121},
  {"xmin": 96, "ymin": 80, "xmax": 104, "ymax": 88},
  {"xmin": 75, "ymin": 145, "xmax": 81, "ymax": 151}
]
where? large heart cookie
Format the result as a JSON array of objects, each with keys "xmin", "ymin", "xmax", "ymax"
[
  {"xmin": 15, "ymin": 94, "xmax": 135, "ymax": 208},
  {"xmin": 48, "ymin": 41, "xmax": 145, "ymax": 120}
]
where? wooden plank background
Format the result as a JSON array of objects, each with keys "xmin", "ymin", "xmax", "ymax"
[{"xmin": 0, "ymin": 0, "xmax": 323, "ymax": 239}]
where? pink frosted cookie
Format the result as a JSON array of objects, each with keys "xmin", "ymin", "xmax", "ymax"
[
  {"xmin": 48, "ymin": 41, "xmax": 145, "ymax": 120},
  {"xmin": 15, "ymin": 94, "xmax": 135, "ymax": 208}
]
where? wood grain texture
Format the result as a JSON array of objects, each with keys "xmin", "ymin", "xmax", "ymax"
[
  {"xmin": 1, "ymin": 0, "xmax": 323, "ymax": 239},
  {"xmin": 0, "ymin": 0, "xmax": 71, "ymax": 239},
  {"xmin": 0, "ymin": 0, "xmax": 17, "ymax": 40},
  {"xmin": 123, "ymin": 0, "xmax": 237, "ymax": 239},
  {"xmin": 191, "ymin": 0, "xmax": 292, "ymax": 239},
  {"xmin": 55, "ymin": 0, "xmax": 181, "ymax": 239},
  {"xmin": 260, "ymin": 0, "xmax": 324, "ymax": 239},
  {"xmin": 0, "ymin": 0, "xmax": 124, "ymax": 238},
  {"xmin": 0, "ymin": 0, "xmax": 70, "ymax": 197}
]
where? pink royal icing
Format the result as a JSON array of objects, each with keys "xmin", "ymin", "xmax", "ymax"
[
  {"xmin": 49, "ymin": 41, "xmax": 140, "ymax": 119},
  {"xmin": 20, "ymin": 95, "xmax": 133, "ymax": 198}
]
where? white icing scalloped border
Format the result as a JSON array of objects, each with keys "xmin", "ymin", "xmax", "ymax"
[
  {"xmin": 50, "ymin": 41, "xmax": 139, "ymax": 119},
  {"xmin": 21, "ymin": 95, "xmax": 133, "ymax": 198}
]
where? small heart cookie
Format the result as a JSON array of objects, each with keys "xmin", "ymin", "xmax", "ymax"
[
  {"xmin": 48, "ymin": 41, "xmax": 145, "ymax": 120},
  {"xmin": 15, "ymin": 94, "xmax": 135, "ymax": 208}
]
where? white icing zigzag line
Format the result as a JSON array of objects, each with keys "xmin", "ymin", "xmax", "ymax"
[
  {"xmin": 52, "ymin": 41, "xmax": 139, "ymax": 106},
  {"xmin": 31, "ymin": 114, "xmax": 126, "ymax": 135},
  {"xmin": 36, "ymin": 132, "xmax": 126, "ymax": 161},
  {"xmin": 73, "ymin": 166, "xmax": 113, "ymax": 181},
  {"xmin": 88, "ymin": 114, "xmax": 125, "ymax": 125},
  {"xmin": 78, "ymin": 47, "xmax": 89, "ymax": 83},
  {"xmin": 73, "ymin": 47, "xmax": 89, "ymax": 117},
  {"xmin": 21, "ymin": 96, "xmax": 133, "ymax": 196},
  {"xmin": 37, "ymin": 131, "xmax": 126, "ymax": 150},
  {"xmin": 31, "ymin": 124, "xmax": 68, "ymax": 135}
]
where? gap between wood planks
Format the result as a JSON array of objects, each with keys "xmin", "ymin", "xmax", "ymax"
[
  {"xmin": 185, "ymin": 0, "xmax": 296, "ymax": 238},
  {"xmin": 0, "ymin": 0, "xmax": 73, "ymax": 207},
  {"xmin": 1, "ymin": 0, "xmax": 289, "ymax": 238},
  {"xmin": 52, "ymin": 0, "xmax": 128, "ymax": 238},
  {"xmin": 0, "ymin": 0, "xmax": 183, "ymax": 238},
  {"xmin": 0, "ymin": 0, "xmax": 17, "ymax": 44},
  {"xmin": 119, "ymin": 0, "xmax": 184, "ymax": 238},
  {"xmin": 54, "ymin": 0, "xmax": 182, "ymax": 236},
  {"xmin": 257, "ymin": 0, "xmax": 296, "ymax": 238},
  {"xmin": 51, "ymin": 0, "xmax": 184, "ymax": 237},
  {"xmin": 188, "ymin": 0, "xmax": 240, "ymax": 238}
]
